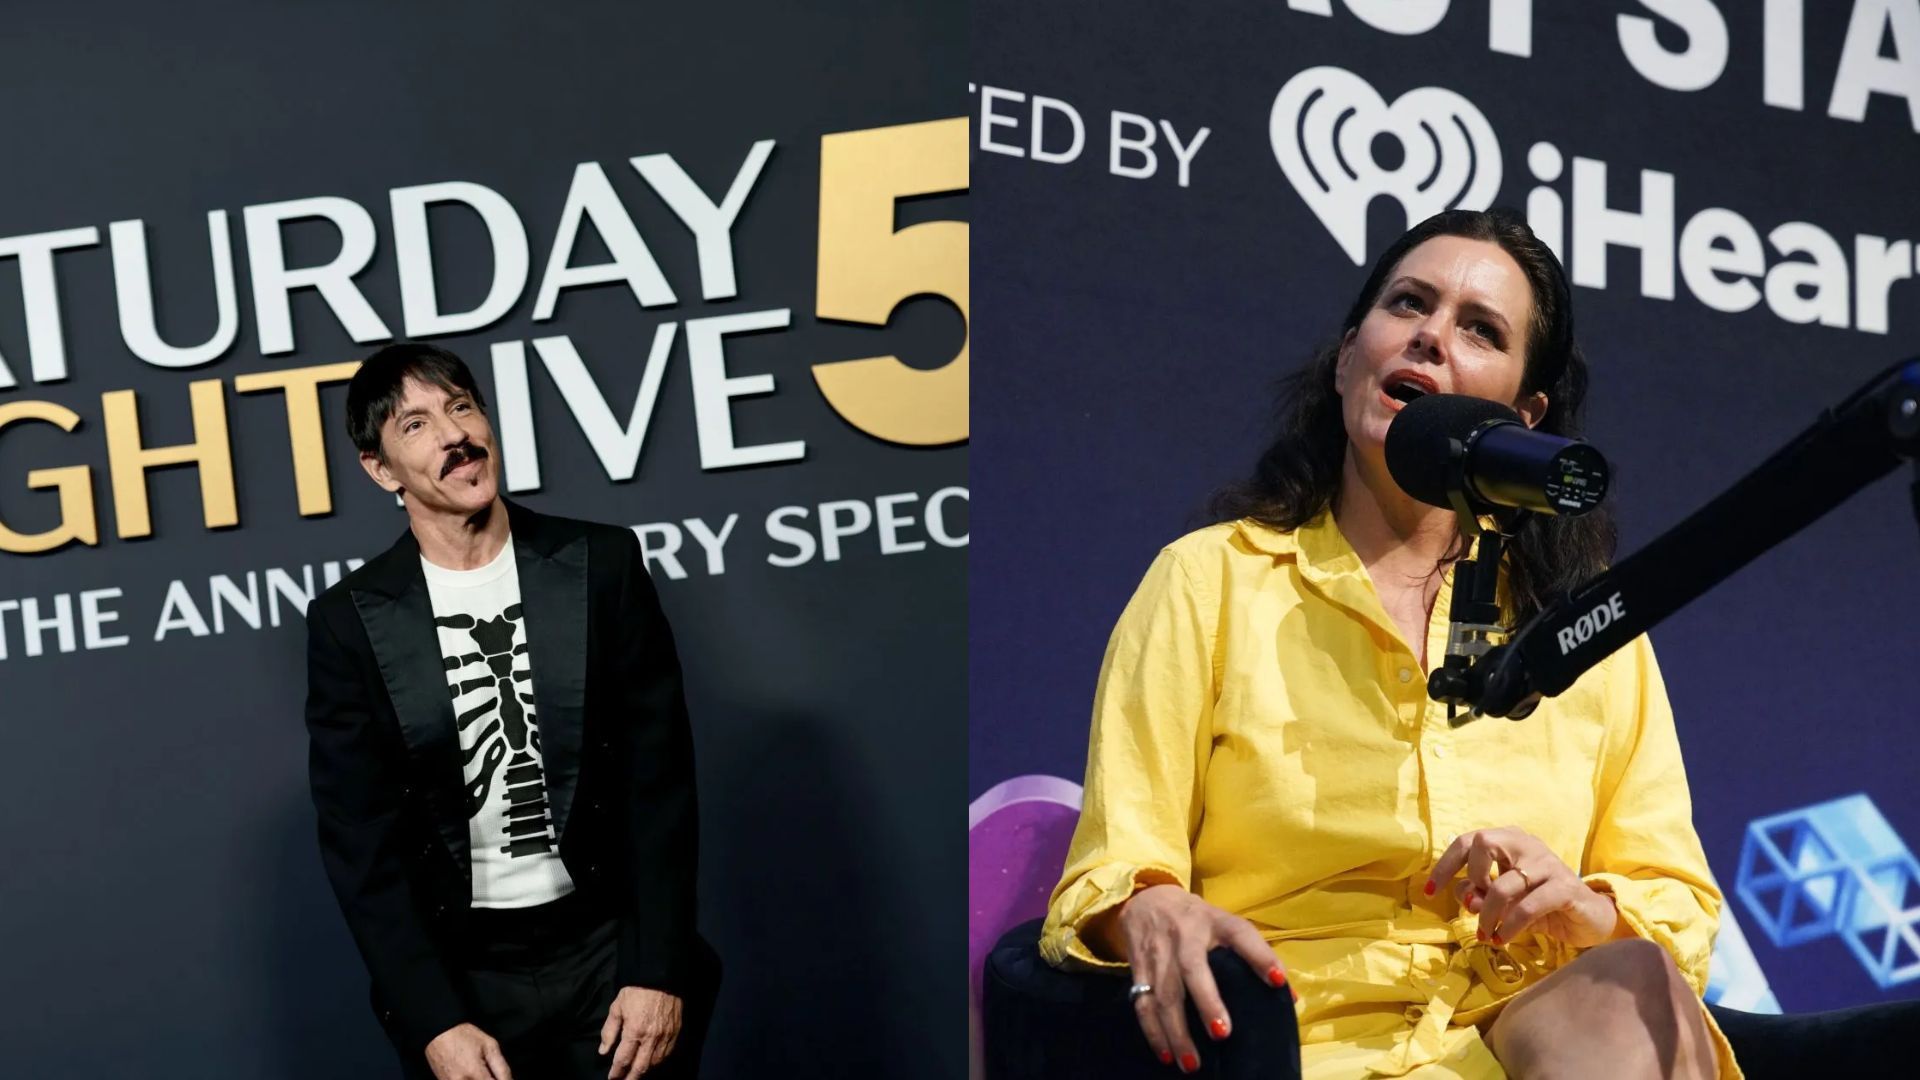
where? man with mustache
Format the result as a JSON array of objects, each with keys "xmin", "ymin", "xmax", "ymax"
[{"xmin": 304, "ymin": 343, "xmax": 717, "ymax": 1080}]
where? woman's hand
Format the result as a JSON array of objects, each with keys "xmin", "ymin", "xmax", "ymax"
[
  {"xmin": 1426, "ymin": 827, "xmax": 1623, "ymax": 949},
  {"xmin": 1106, "ymin": 884, "xmax": 1290, "ymax": 1074}
]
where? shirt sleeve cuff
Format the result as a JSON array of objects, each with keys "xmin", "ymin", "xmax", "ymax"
[
  {"xmin": 1041, "ymin": 863, "xmax": 1183, "ymax": 973},
  {"xmin": 1581, "ymin": 872, "xmax": 1710, "ymax": 995}
]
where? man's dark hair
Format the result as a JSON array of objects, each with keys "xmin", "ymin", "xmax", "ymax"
[
  {"xmin": 346, "ymin": 343, "xmax": 488, "ymax": 459},
  {"xmin": 1209, "ymin": 207, "xmax": 1616, "ymax": 626}
]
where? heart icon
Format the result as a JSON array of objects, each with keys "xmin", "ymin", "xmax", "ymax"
[{"xmin": 1270, "ymin": 66, "xmax": 1503, "ymax": 265}]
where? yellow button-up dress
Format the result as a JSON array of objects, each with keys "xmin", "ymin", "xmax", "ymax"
[{"xmin": 1042, "ymin": 513, "xmax": 1740, "ymax": 1078}]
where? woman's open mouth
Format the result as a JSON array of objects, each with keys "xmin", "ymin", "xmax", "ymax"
[{"xmin": 1379, "ymin": 371, "xmax": 1439, "ymax": 411}]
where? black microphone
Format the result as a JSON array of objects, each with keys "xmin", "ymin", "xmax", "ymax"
[{"xmin": 1385, "ymin": 393, "xmax": 1610, "ymax": 516}]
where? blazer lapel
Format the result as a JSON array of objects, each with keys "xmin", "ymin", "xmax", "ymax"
[
  {"xmin": 350, "ymin": 531, "xmax": 472, "ymax": 874},
  {"xmin": 508, "ymin": 500, "xmax": 588, "ymax": 843}
]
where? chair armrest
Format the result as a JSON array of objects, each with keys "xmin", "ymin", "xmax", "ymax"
[{"xmin": 981, "ymin": 918, "xmax": 1300, "ymax": 1079}]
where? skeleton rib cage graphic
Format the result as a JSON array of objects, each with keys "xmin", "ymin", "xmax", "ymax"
[{"xmin": 437, "ymin": 603, "xmax": 555, "ymax": 858}]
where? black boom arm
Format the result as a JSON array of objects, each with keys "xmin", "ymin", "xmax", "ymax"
[{"xmin": 1455, "ymin": 358, "xmax": 1920, "ymax": 719}]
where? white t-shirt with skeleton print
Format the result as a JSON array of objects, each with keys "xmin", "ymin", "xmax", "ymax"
[{"xmin": 421, "ymin": 536, "xmax": 576, "ymax": 909}]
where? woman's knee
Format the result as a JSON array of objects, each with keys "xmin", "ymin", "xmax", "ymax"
[
  {"xmin": 1490, "ymin": 940, "xmax": 1695, "ymax": 1067},
  {"xmin": 1489, "ymin": 933, "xmax": 1689, "ymax": 1045},
  {"xmin": 1564, "ymin": 939, "xmax": 1713, "ymax": 1075},
  {"xmin": 1580, "ymin": 939, "xmax": 1695, "ymax": 1006}
]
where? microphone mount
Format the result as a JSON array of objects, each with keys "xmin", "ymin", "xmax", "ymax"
[{"xmin": 1426, "ymin": 430, "xmax": 1525, "ymax": 725}]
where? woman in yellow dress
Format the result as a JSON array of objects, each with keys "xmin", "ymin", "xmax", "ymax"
[{"xmin": 1041, "ymin": 209, "xmax": 1737, "ymax": 1079}]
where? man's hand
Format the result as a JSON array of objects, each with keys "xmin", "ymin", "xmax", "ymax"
[
  {"xmin": 425, "ymin": 1023, "xmax": 513, "ymax": 1080},
  {"xmin": 598, "ymin": 986, "xmax": 684, "ymax": 1079}
]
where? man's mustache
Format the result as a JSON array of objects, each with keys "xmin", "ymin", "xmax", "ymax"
[{"xmin": 441, "ymin": 443, "xmax": 489, "ymax": 478}]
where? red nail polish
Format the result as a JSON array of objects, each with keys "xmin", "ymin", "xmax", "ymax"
[
  {"xmin": 1423, "ymin": 879, "xmax": 1436, "ymax": 896},
  {"xmin": 1491, "ymin": 933, "xmax": 1503, "ymax": 945},
  {"xmin": 1180, "ymin": 1052, "xmax": 1199, "ymax": 1073},
  {"xmin": 1267, "ymin": 965, "xmax": 1287, "ymax": 988},
  {"xmin": 1476, "ymin": 928, "xmax": 1487, "ymax": 941},
  {"xmin": 1208, "ymin": 1017, "xmax": 1229, "ymax": 1040},
  {"xmin": 1159, "ymin": 1049, "xmax": 1173, "ymax": 1065}
]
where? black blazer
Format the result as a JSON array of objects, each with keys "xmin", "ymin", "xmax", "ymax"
[{"xmin": 304, "ymin": 499, "xmax": 700, "ymax": 1055}]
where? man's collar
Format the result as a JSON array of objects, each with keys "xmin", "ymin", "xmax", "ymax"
[{"xmin": 501, "ymin": 497, "xmax": 566, "ymax": 557}]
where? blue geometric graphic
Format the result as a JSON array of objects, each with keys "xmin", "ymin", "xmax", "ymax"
[
  {"xmin": 1705, "ymin": 906, "xmax": 1780, "ymax": 1013},
  {"xmin": 1735, "ymin": 794, "xmax": 1920, "ymax": 990}
]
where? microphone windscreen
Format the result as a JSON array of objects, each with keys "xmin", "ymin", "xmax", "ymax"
[{"xmin": 1384, "ymin": 393, "xmax": 1520, "ymax": 509}]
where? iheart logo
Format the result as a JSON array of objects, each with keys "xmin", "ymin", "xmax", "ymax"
[{"xmin": 1270, "ymin": 66, "xmax": 1503, "ymax": 265}]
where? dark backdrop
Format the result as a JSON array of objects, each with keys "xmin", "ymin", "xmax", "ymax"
[
  {"xmin": 973, "ymin": 0, "xmax": 1919, "ymax": 1016},
  {"xmin": 0, "ymin": 4, "xmax": 965, "ymax": 1077}
]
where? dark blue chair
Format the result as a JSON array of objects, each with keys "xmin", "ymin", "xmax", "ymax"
[
  {"xmin": 982, "ymin": 917, "xmax": 1301, "ymax": 1079},
  {"xmin": 1706, "ymin": 998, "xmax": 1917, "ymax": 1079}
]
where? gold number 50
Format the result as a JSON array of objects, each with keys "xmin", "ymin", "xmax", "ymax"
[{"xmin": 814, "ymin": 117, "xmax": 969, "ymax": 446}]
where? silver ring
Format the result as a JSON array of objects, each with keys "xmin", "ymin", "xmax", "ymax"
[
  {"xmin": 1128, "ymin": 983, "xmax": 1154, "ymax": 1003},
  {"xmin": 1512, "ymin": 866, "xmax": 1534, "ymax": 892}
]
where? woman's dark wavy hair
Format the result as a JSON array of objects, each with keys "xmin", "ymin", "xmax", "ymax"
[{"xmin": 1210, "ymin": 207, "xmax": 1615, "ymax": 625}]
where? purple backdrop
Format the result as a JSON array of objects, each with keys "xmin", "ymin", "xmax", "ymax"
[{"xmin": 971, "ymin": 0, "xmax": 1920, "ymax": 1015}]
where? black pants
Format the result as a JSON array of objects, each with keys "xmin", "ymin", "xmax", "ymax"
[{"xmin": 398, "ymin": 892, "xmax": 716, "ymax": 1080}]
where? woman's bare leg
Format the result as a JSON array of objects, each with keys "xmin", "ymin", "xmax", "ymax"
[{"xmin": 1483, "ymin": 938, "xmax": 1717, "ymax": 1080}]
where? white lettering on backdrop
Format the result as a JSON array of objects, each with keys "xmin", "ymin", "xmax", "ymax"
[
  {"xmin": 971, "ymin": 26, "xmax": 1920, "ymax": 335},
  {"xmin": 0, "ymin": 141, "xmax": 777, "ymax": 390},
  {"xmin": 0, "ymin": 483, "xmax": 967, "ymax": 663}
]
